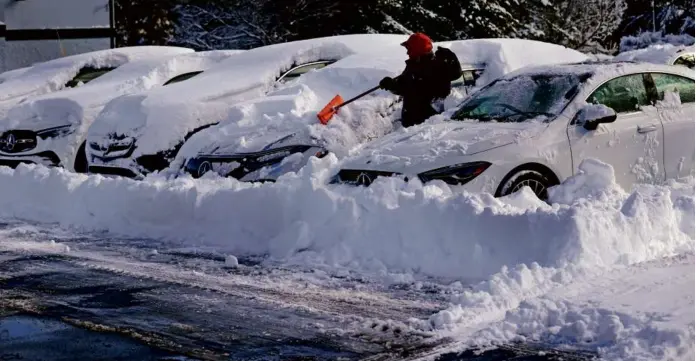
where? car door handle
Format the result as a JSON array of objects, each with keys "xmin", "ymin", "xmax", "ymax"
[{"xmin": 637, "ymin": 124, "xmax": 658, "ymax": 133}]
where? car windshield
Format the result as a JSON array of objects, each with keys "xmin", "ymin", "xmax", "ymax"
[{"xmin": 452, "ymin": 72, "xmax": 589, "ymax": 123}]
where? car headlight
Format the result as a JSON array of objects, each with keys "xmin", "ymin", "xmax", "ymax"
[
  {"xmin": 417, "ymin": 161, "xmax": 491, "ymax": 185},
  {"xmin": 36, "ymin": 125, "xmax": 73, "ymax": 139}
]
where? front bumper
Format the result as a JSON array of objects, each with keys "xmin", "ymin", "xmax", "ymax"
[
  {"xmin": 184, "ymin": 145, "xmax": 327, "ymax": 181},
  {"xmin": 0, "ymin": 151, "xmax": 62, "ymax": 168}
]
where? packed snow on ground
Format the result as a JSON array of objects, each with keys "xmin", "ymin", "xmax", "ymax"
[
  {"xmin": 615, "ymin": 43, "xmax": 694, "ymax": 65},
  {"xmin": 0, "ymin": 154, "xmax": 692, "ymax": 359},
  {"xmin": 170, "ymin": 38, "xmax": 589, "ymax": 172},
  {"xmin": 86, "ymin": 34, "xmax": 410, "ymax": 159}
]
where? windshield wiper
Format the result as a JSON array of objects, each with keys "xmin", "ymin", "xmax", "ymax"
[{"xmin": 495, "ymin": 103, "xmax": 555, "ymax": 118}]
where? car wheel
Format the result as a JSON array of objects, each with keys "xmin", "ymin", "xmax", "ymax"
[
  {"xmin": 73, "ymin": 142, "xmax": 87, "ymax": 173},
  {"xmin": 499, "ymin": 170, "xmax": 551, "ymax": 200}
]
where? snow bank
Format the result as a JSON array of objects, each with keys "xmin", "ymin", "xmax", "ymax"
[{"xmin": 0, "ymin": 158, "xmax": 690, "ymax": 282}]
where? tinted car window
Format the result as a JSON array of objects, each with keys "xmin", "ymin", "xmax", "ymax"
[
  {"xmin": 587, "ymin": 74, "xmax": 650, "ymax": 113},
  {"xmin": 452, "ymin": 73, "xmax": 586, "ymax": 123},
  {"xmin": 164, "ymin": 71, "xmax": 204, "ymax": 86},
  {"xmin": 451, "ymin": 68, "xmax": 484, "ymax": 88},
  {"xmin": 278, "ymin": 62, "xmax": 332, "ymax": 83},
  {"xmin": 66, "ymin": 67, "xmax": 115, "ymax": 88},
  {"xmin": 651, "ymin": 73, "xmax": 695, "ymax": 104},
  {"xmin": 673, "ymin": 53, "xmax": 695, "ymax": 69}
]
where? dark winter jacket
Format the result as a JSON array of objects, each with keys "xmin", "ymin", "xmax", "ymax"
[{"xmin": 386, "ymin": 53, "xmax": 452, "ymax": 127}]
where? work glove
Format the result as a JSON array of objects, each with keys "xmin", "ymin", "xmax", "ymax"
[{"xmin": 379, "ymin": 76, "xmax": 394, "ymax": 91}]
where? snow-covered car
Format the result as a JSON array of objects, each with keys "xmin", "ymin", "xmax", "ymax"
[
  {"xmin": 0, "ymin": 49, "xmax": 244, "ymax": 172},
  {"xmin": 329, "ymin": 62, "xmax": 695, "ymax": 200},
  {"xmin": 0, "ymin": 46, "xmax": 193, "ymax": 119},
  {"xmin": 178, "ymin": 39, "xmax": 590, "ymax": 182},
  {"xmin": 615, "ymin": 44, "xmax": 695, "ymax": 69},
  {"xmin": 84, "ymin": 34, "xmax": 412, "ymax": 178}
]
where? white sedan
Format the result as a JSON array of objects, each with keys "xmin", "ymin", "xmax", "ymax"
[{"xmin": 330, "ymin": 62, "xmax": 695, "ymax": 199}]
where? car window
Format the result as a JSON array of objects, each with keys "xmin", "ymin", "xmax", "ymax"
[
  {"xmin": 163, "ymin": 71, "xmax": 204, "ymax": 86},
  {"xmin": 452, "ymin": 72, "xmax": 586, "ymax": 123},
  {"xmin": 65, "ymin": 67, "xmax": 115, "ymax": 88},
  {"xmin": 587, "ymin": 74, "xmax": 651, "ymax": 113},
  {"xmin": 651, "ymin": 73, "xmax": 695, "ymax": 104},
  {"xmin": 277, "ymin": 61, "xmax": 333, "ymax": 83},
  {"xmin": 673, "ymin": 53, "xmax": 695, "ymax": 69},
  {"xmin": 451, "ymin": 68, "xmax": 484, "ymax": 88}
]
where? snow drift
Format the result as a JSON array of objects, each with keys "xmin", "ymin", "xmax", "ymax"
[
  {"xmin": 0, "ymin": 158, "xmax": 690, "ymax": 281},
  {"xmin": 0, "ymin": 156, "xmax": 691, "ymax": 361}
]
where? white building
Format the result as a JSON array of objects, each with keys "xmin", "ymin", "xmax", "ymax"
[{"xmin": 0, "ymin": 0, "xmax": 114, "ymax": 72}]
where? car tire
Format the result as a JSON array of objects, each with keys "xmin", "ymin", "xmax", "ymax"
[
  {"xmin": 499, "ymin": 170, "xmax": 552, "ymax": 201},
  {"xmin": 74, "ymin": 141, "xmax": 87, "ymax": 173}
]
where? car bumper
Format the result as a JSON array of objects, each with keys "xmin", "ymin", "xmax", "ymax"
[
  {"xmin": 329, "ymin": 164, "xmax": 505, "ymax": 195},
  {"xmin": 0, "ymin": 151, "xmax": 62, "ymax": 168},
  {"xmin": 87, "ymin": 155, "xmax": 144, "ymax": 179},
  {"xmin": 184, "ymin": 146, "xmax": 327, "ymax": 181}
]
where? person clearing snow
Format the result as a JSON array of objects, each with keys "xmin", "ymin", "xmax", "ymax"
[{"xmin": 378, "ymin": 32, "xmax": 463, "ymax": 127}]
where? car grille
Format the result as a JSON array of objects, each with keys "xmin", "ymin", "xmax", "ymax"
[
  {"xmin": 331, "ymin": 169, "xmax": 402, "ymax": 186},
  {"xmin": 88, "ymin": 166, "xmax": 138, "ymax": 178},
  {"xmin": 0, "ymin": 130, "xmax": 37, "ymax": 153}
]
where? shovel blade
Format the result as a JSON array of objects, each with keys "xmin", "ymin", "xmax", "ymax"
[{"xmin": 317, "ymin": 95, "xmax": 345, "ymax": 124}]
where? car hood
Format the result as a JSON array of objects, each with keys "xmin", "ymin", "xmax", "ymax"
[{"xmin": 339, "ymin": 121, "xmax": 546, "ymax": 174}]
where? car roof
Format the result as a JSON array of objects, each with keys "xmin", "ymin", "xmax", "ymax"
[{"xmin": 500, "ymin": 60, "xmax": 695, "ymax": 81}]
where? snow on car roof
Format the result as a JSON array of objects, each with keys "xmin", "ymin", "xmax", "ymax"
[
  {"xmin": 438, "ymin": 38, "xmax": 590, "ymax": 86},
  {"xmin": 170, "ymin": 39, "xmax": 591, "ymax": 165},
  {"xmin": 614, "ymin": 43, "xmax": 695, "ymax": 64},
  {"xmin": 2, "ymin": 49, "xmax": 241, "ymax": 132},
  {"xmin": 500, "ymin": 60, "xmax": 695, "ymax": 82},
  {"xmin": 0, "ymin": 46, "xmax": 193, "ymax": 104},
  {"xmin": 87, "ymin": 34, "xmax": 410, "ymax": 156}
]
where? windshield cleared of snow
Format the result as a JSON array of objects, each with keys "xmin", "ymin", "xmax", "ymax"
[{"xmin": 452, "ymin": 72, "xmax": 590, "ymax": 123}]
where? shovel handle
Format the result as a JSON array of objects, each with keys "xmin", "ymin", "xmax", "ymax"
[{"xmin": 333, "ymin": 85, "xmax": 381, "ymax": 111}]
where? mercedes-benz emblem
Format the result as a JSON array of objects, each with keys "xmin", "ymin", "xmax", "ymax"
[
  {"xmin": 197, "ymin": 161, "xmax": 212, "ymax": 177},
  {"xmin": 5, "ymin": 134, "xmax": 16, "ymax": 151},
  {"xmin": 356, "ymin": 172, "xmax": 372, "ymax": 186}
]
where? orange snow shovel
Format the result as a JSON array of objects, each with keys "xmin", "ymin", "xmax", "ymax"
[{"xmin": 317, "ymin": 85, "xmax": 381, "ymax": 124}]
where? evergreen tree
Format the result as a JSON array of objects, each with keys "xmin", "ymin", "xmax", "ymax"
[{"xmin": 115, "ymin": 0, "xmax": 178, "ymax": 46}]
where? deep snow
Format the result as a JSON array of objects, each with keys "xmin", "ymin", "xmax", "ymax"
[{"xmin": 0, "ymin": 155, "xmax": 692, "ymax": 360}]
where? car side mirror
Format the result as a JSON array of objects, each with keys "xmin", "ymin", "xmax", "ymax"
[{"xmin": 576, "ymin": 104, "xmax": 617, "ymax": 131}]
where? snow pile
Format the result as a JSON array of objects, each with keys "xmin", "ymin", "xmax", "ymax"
[
  {"xmin": 0, "ymin": 158, "xmax": 691, "ymax": 282},
  {"xmin": 0, "ymin": 156, "xmax": 691, "ymax": 359}
]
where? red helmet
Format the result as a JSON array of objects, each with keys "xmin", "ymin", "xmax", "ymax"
[{"xmin": 401, "ymin": 33, "xmax": 433, "ymax": 58}]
